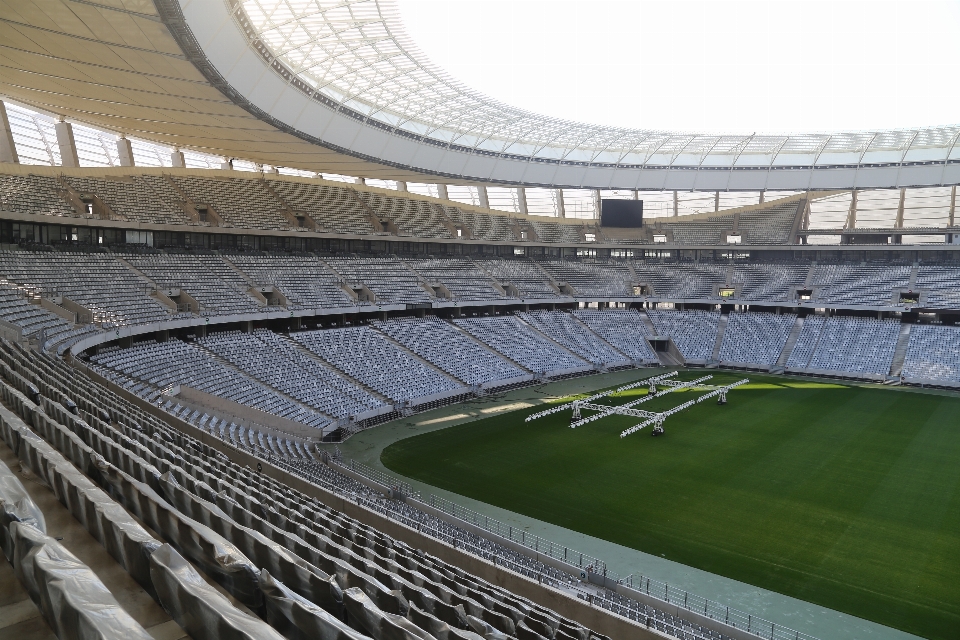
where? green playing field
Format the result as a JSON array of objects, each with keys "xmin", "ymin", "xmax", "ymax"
[{"xmin": 381, "ymin": 372, "xmax": 960, "ymax": 640}]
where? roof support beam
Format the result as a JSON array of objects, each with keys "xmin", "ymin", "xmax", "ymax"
[
  {"xmin": 117, "ymin": 135, "xmax": 135, "ymax": 167},
  {"xmin": 55, "ymin": 118, "xmax": 79, "ymax": 168},
  {"xmin": 895, "ymin": 188, "xmax": 906, "ymax": 229},
  {"xmin": 516, "ymin": 188, "xmax": 528, "ymax": 215},
  {"xmin": 844, "ymin": 190, "xmax": 858, "ymax": 230},
  {"xmin": 950, "ymin": 186, "xmax": 956, "ymax": 228},
  {"xmin": 0, "ymin": 101, "xmax": 19, "ymax": 164}
]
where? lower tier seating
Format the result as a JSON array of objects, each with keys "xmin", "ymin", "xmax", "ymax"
[
  {"xmin": 293, "ymin": 326, "xmax": 466, "ymax": 405},
  {"xmin": 647, "ymin": 309, "xmax": 721, "ymax": 362},
  {"xmin": 572, "ymin": 309, "xmax": 659, "ymax": 363},
  {"xmin": 901, "ymin": 324, "xmax": 960, "ymax": 383},
  {"xmin": 372, "ymin": 317, "xmax": 529, "ymax": 388},
  {"xmin": 718, "ymin": 312, "xmax": 795, "ymax": 366},
  {"xmin": 454, "ymin": 316, "xmax": 590, "ymax": 375},
  {"xmin": 0, "ymin": 338, "xmax": 630, "ymax": 640},
  {"xmin": 518, "ymin": 310, "xmax": 630, "ymax": 368}
]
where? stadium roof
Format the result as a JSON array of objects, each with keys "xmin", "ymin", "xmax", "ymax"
[
  {"xmin": 239, "ymin": 0, "xmax": 960, "ymax": 166},
  {"xmin": 1, "ymin": 0, "xmax": 959, "ymax": 190}
]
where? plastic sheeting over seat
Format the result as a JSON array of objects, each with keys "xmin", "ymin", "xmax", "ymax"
[
  {"xmin": 10, "ymin": 521, "xmax": 155, "ymax": 640},
  {"xmin": 149, "ymin": 543, "xmax": 287, "ymax": 640}
]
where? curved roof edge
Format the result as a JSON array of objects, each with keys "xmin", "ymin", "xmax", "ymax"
[{"xmin": 163, "ymin": 0, "xmax": 960, "ymax": 191}]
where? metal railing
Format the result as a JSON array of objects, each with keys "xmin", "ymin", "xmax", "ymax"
[
  {"xmin": 421, "ymin": 493, "xmax": 608, "ymax": 576},
  {"xmin": 334, "ymin": 455, "xmax": 819, "ymax": 640},
  {"xmin": 335, "ymin": 458, "xmax": 419, "ymax": 498},
  {"xmin": 622, "ymin": 574, "xmax": 818, "ymax": 640}
]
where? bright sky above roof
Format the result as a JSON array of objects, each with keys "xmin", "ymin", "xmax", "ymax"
[{"xmin": 397, "ymin": 0, "xmax": 960, "ymax": 135}]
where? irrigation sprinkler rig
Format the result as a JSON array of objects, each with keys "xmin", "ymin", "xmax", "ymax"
[{"xmin": 524, "ymin": 371, "xmax": 750, "ymax": 439}]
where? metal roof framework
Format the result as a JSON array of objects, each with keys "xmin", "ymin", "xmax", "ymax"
[{"xmin": 237, "ymin": 0, "xmax": 960, "ymax": 171}]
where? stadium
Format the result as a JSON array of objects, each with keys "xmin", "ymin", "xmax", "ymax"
[{"xmin": 0, "ymin": 2, "xmax": 957, "ymax": 640}]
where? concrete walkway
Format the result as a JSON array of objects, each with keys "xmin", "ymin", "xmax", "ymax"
[{"xmin": 327, "ymin": 369, "xmax": 928, "ymax": 640}]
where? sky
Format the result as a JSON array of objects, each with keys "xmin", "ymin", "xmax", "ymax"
[{"xmin": 396, "ymin": 0, "xmax": 960, "ymax": 134}]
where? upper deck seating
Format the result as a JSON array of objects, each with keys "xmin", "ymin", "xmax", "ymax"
[{"xmin": 325, "ymin": 257, "xmax": 433, "ymax": 305}]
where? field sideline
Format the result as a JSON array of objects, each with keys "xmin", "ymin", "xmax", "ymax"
[{"xmin": 381, "ymin": 372, "xmax": 960, "ymax": 640}]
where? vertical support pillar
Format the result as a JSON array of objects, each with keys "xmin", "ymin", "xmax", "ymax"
[
  {"xmin": 895, "ymin": 187, "xmax": 906, "ymax": 229},
  {"xmin": 556, "ymin": 189, "xmax": 566, "ymax": 218},
  {"xmin": 632, "ymin": 190, "xmax": 639, "ymax": 200},
  {"xmin": 516, "ymin": 188, "xmax": 528, "ymax": 215},
  {"xmin": 714, "ymin": 191, "xmax": 720, "ymax": 212},
  {"xmin": 594, "ymin": 189, "xmax": 602, "ymax": 220},
  {"xmin": 264, "ymin": 165, "xmax": 279, "ymax": 174},
  {"xmin": 0, "ymin": 100, "xmax": 19, "ymax": 164},
  {"xmin": 220, "ymin": 158, "xmax": 234, "ymax": 170},
  {"xmin": 395, "ymin": 181, "xmax": 408, "ymax": 192},
  {"xmin": 354, "ymin": 177, "xmax": 366, "ymax": 186},
  {"xmin": 673, "ymin": 191, "xmax": 678, "ymax": 217},
  {"xmin": 55, "ymin": 117, "xmax": 80, "ymax": 167},
  {"xmin": 171, "ymin": 148, "xmax": 185, "ymax": 168},
  {"xmin": 758, "ymin": 191, "xmax": 764, "ymax": 205},
  {"xmin": 844, "ymin": 190, "xmax": 858, "ymax": 230},
  {"xmin": 477, "ymin": 185, "xmax": 489, "ymax": 208},
  {"xmin": 949, "ymin": 185, "xmax": 956, "ymax": 228},
  {"xmin": 436, "ymin": 183, "xmax": 449, "ymax": 200},
  {"xmin": 116, "ymin": 135, "xmax": 135, "ymax": 167}
]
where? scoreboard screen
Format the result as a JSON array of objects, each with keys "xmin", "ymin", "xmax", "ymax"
[{"xmin": 600, "ymin": 199, "xmax": 643, "ymax": 227}]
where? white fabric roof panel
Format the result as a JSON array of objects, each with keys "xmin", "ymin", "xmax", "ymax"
[{"xmin": 25, "ymin": 0, "xmax": 935, "ymax": 189}]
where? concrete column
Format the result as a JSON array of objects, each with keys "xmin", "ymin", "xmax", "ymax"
[
  {"xmin": 477, "ymin": 185, "xmax": 489, "ymax": 208},
  {"xmin": 116, "ymin": 135, "xmax": 135, "ymax": 167},
  {"xmin": 758, "ymin": 191, "xmax": 764, "ymax": 205},
  {"xmin": 264, "ymin": 165, "xmax": 279, "ymax": 174},
  {"xmin": 55, "ymin": 117, "xmax": 80, "ymax": 167},
  {"xmin": 0, "ymin": 100, "xmax": 19, "ymax": 163},
  {"xmin": 171, "ymin": 148, "xmax": 185, "ymax": 168},
  {"xmin": 395, "ymin": 181, "xmax": 407, "ymax": 192},
  {"xmin": 594, "ymin": 189, "xmax": 602, "ymax": 220},
  {"xmin": 673, "ymin": 191, "xmax": 678, "ymax": 217},
  {"xmin": 220, "ymin": 158, "xmax": 234, "ymax": 170},
  {"xmin": 714, "ymin": 191, "xmax": 720, "ymax": 212},
  {"xmin": 844, "ymin": 190, "xmax": 858, "ymax": 230},
  {"xmin": 516, "ymin": 188, "xmax": 528, "ymax": 215},
  {"xmin": 949, "ymin": 186, "xmax": 956, "ymax": 227},
  {"xmin": 895, "ymin": 187, "xmax": 906, "ymax": 228},
  {"xmin": 354, "ymin": 177, "xmax": 366, "ymax": 185},
  {"xmin": 556, "ymin": 189, "xmax": 566, "ymax": 218},
  {"xmin": 436, "ymin": 183, "xmax": 449, "ymax": 200},
  {"xmin": 632, "ymin": 190, "xmax": 639, "ymax": 200}
]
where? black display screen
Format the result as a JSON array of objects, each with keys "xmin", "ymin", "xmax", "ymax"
[{"xmin": 600, "ymin": 199, "xmax": 643, "ymax": 227}]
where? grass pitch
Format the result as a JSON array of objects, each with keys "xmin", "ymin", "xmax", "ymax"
[{"xmin": 381, "ymin": 372, "xmax": 960, "ymax": 640}]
